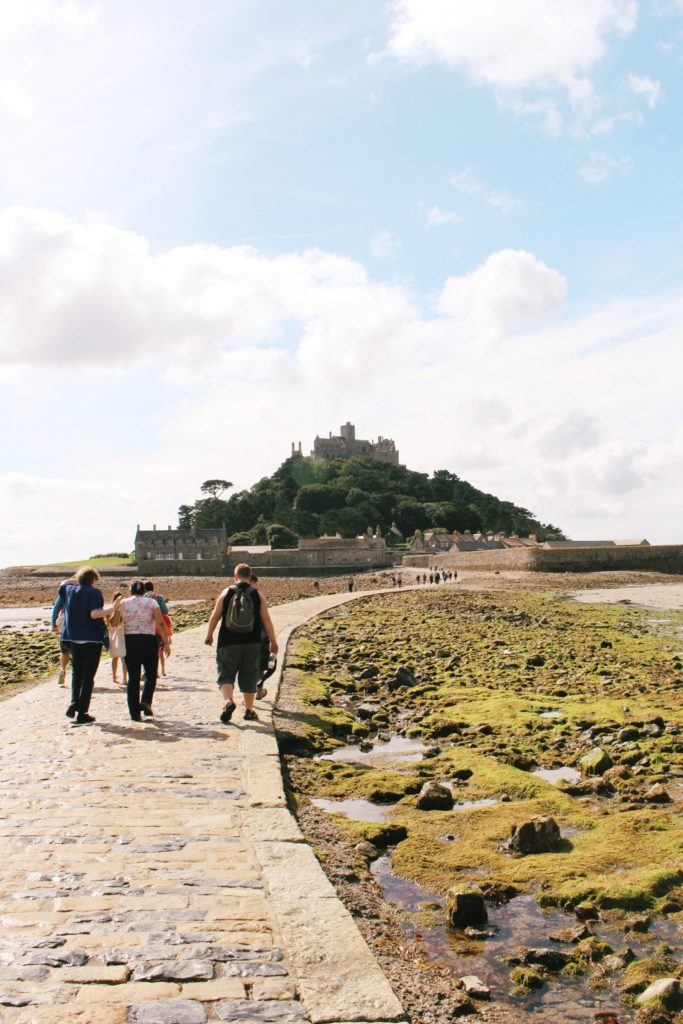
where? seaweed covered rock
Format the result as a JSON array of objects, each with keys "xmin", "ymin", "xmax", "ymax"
[
  {"xmin": 446, "ymin": 883, "xmax": 488, "ymax": 929},
  {"xmin": 387, "ymin": 666, "xmax": 417, "ymax": 690},
  {"xmin": 580, "ymin": 747, "xmax": 614, "ymax": 776},
  {"xmin": 636, "ymin": 978, "xmax": 682, "ymax": 1012},
  {"xmin": 416, "ymin": 781, "xmax": 454, "ymax": 811},
  {"xmin": 508, "ymin": 815, "xmax": 562, "ymax": 855}
]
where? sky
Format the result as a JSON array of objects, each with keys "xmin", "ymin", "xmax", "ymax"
[{"xmin": 0, "ymin": 0, "xmax": 682, "ymax": 566}]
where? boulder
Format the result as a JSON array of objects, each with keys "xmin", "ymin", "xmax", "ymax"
[
  {"xmin": 521, "ymin": 947, "xmax": 571, "ymax": 971},
  {"xmin": 416, "ymin": 782, "xmax": 454, "ymax": 811},
  {"xmin": 645, "ymin": 784, "xmax": 671, "ymax": 804},
  {"xmin": 387, "ymin": 666, "xmax": 417, "ymax": 690},
  {"xmin": 574, "ymin": 901, "xmax": 600, "ymax": 922},
  {"xmin": 358, "ymin": 666, "xmax": 379, "ymax": 680},
  {"xmin": 356, "ymin": 702, "xmax": 382, "ymax": 721},
  {"xmin": 446, "ymin": 884, "xmax": 488, "ymax": 929},
  {"xmin": 580, "ymin": 747, "xmax": 613, "ymax": 776},
  {"xmin": 451, "ymin": 768, "xmax": 473, "ymax": 781},
  {"xmin": 618, "ymin": 726, "xmax": 641, "ymax": 742},
  {"xmin": 636, "ymin": 978, "xmax": 682, "ymax": 1011},
  {"xmin": 459, "ymin": 975, "xmax": 490, "ymax": 1000},
  {"xmin": 508, "ymin": 816, "xmax": 562, "ymax": 855}
]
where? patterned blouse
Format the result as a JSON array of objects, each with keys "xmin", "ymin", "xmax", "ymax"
[{"xmin": 120, "ymin": 596, "xmax": 158, "ymax": 636}]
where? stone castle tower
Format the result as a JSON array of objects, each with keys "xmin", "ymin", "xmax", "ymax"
[{"xmin": 291, "ymin": 422, "xmax": 399, "ymax": 466}]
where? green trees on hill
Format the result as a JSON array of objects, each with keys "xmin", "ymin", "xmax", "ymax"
[{"xmin": 177, "ymin": 457, "xmax": 564, "ymax": 544}]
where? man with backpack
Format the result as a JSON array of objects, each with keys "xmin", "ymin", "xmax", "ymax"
[{"xmin": 204, "ymin": 563, "xmax": 278, "ymax": 724}]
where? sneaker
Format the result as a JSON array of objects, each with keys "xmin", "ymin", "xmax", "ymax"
[
  {"xmin": 255, "ymin": 687, "xmax": 268, "ymax": 700},
  {"xmin": 74, "ymin": 713, "xmax": 96, "ymax": 725},
  {"xmin": 66, "ymin": 703, "xmax": 77, "ymax": 719},
  {"xmin": 244, "ymin": 708, "xmax": 258, "ymax": 721},
  {"xmin": 57, "ymin": 670, "xmax": 66, "ymax": 687},
  {"xmin": 220, "ymin": 700, "xmax": 236, "ymax": 724},
  {"xmin": 141, "ymin": 704, "xmax": 154, "ymax": 717}
]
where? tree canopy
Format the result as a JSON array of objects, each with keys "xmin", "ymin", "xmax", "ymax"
[{"xmin": 177, "ymin": 456, "xmax": 565, "ymax": 544}]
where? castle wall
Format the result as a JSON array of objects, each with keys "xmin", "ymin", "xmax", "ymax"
[{"xmin": 403, "ymin": 545, "xmax": 683, "ymax": 574}]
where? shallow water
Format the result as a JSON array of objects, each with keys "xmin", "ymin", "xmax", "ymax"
[
  {"xmin": 533, "ymin": 766, "xmax": 581, "ymax": 785},
  {"xmin": 318, "ymin": 734, "xmax": 427, "ymax": 764},
  {"xmin": 311, "ymin": 797, "xmax": 394, "ymax": 822},
  {"xmin": 0, "ymin": 606, "xmax": 52, "ymax": 630},
  {"xmin": 371, "ymin": 856, "xmax": 681, "ymax": 1023}
]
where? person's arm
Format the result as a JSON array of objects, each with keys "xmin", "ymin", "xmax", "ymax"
[
  {"xmin": 152, "ymin": 605, "xmax": 171, "ymax": 652},
  {"xmin": 259, "ymin": 596, "xmax": 279, "ymax": 655},
  {"xmin": 156, "ymin": 594, "xmax": 169, "ymax": 616},
  {"xmin": 90, "ymin": 592, "xmax": 120, "ymax": 619},
  {"xmin": 205, "ymin": 589, "xmax": 229, "ymax": 646},
  {"xmin": 51, "ymin": 595, "xmax": 63, "ymax": 631}
]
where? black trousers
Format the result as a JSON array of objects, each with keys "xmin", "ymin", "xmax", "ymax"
[
  {"xmin": 124, "ymin": 634, "xmax": 158, "ymax": 718},
  {"xmin": 70, "ymin": 643, "xmax": 102, "ymax": 714}
]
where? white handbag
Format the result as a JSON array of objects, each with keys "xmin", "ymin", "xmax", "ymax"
[{"xmin": 109, "ymin": 624, "xmax": 126, "ymax": 658}]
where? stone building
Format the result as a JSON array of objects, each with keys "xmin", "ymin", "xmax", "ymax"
[
  {"xmin": 292, "ymin": 422, "xmax": 399, "ymax": 466},
  {"xmin": 135, "ymin": 526, "xmax": 227, "ymax": 575}
]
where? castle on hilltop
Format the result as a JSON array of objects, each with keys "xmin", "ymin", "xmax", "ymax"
[{"xmin": 290, "ymin": 421, "xmax": 400, "ymax": 466}]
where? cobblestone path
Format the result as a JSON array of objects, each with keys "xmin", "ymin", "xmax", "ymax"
[{"xmin": 0, "ymin": 591, "xmax": 405, "ymax": 1024}]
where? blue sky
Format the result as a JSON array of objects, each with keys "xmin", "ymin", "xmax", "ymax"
[{"xmin": 0, "ymin": 0, "xmax": 682, "ymax": 564}]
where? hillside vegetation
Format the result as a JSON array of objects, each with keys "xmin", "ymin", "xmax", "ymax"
[{"xmin": 178, "ymin": 457, "xmax": 564, "ymax": 545}]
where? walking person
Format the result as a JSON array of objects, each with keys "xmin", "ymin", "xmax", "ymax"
[
  {"xmin": 143, "ymin": 581, "xmax": 172, "ymax": 680},
  {"xmin": 59, "ymin": 567, "xmax": 116, "ymax": 724},
  {"xmin": 120, "ymin": 579, "xmax": 170, "ymax": 721},
  {"xmin": 204, "ymin": 563, "xmax": 278, "ymax": 724},
  {"xmin": 106, "ymin": 592, "xmax": 128, "ymax": 686},
  {"xmin": 347, "ymin": 576, "xmax": 354, "ymax": 593},
  {"xmin": 51, "ymin": 577, "xmax": 77, "ymax": 687}
]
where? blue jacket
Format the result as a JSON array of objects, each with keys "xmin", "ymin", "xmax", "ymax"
[{"xmin": 59, "ymin": 582, "xmax": 105, "ymax": 644}]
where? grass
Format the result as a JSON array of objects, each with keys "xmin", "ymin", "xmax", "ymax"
[{"xmin": 38, "ymin": 553, "xmax": 135, "ymax": 569}]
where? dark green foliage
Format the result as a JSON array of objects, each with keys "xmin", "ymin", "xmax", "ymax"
[
  {"xmin": 177, "ymin": 456, "xmax": 564, "ymax": 540},
  {"xmin": 267, "ymin": 523, "xmax": 299, "ymax": 549}
]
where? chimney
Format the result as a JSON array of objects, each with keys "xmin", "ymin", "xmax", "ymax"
[
  {"xmin": 168, "ymin": 525, "xmax": 171, "ymax": 531},
  {"xmin": 153, "ymin": 524, "xmax": 157, "ymax": 531},
  {"xmin": 298, "ymin": 441, "xmax": 302, "ymax": 454}
]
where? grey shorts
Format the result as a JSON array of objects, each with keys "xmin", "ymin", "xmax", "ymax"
[{"xmin": 216, "ymin": 643, "xmax": 260, "ymax": 693}]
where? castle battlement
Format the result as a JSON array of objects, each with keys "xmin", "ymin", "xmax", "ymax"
[{"xmin": 291, "ymin": 421, "xmax": 399, "ymax": 466}]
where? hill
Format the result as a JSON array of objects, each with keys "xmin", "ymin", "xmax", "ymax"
[{"xmin": 177, "ymin": 457, "xmax": 564, "ymax": 546}]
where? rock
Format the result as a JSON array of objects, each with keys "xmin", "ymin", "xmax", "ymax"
[
  {"xmin": 591, "ymin": 777, "xmax": 617, "ymax": 797},
  {"xmin": 358, "ymin": 740, "xmax": 373, "ymax": 752},
  {"xmin": 626, "ymin": 916, "xmax": 651, "ymax": 933},
  {"xmin": 506, "ymin": 753, "xmax": 536, "ymax": 771},
  {"xmin": 446, "ymin": 884, "xmax": 488, "ymax": 929},
  {"xmin": 580, "ymin": 747, "xmax": 614, "ymax": 776},
  {"xmin": 416, "ymin": 781, "xmax": 454, "ymax": 811},
  {"xmin": 618, "ymin": 726, "xmax": 641, "ymax": 741},
  {"xmin": 463, "ymin": 927, "xmax": 495, "ymax": 939},
  {"xmin": 358, "ymin": 666, "xmax": 379, "ymax": 679},
  {"xmin": 508, "ymin": 816, "xmax": 562, "ymax": 855},
  {"xmin": 356, "ymin": 702, "xmax": 382, "ymax": 720},
  {"xmin": 526, "ymin": 654, "xmax": 546, "ymax": 667},
  {"xmin": 522, "ymin": 947, "xmax": 571, "ymax": 971},
  {"xmin": 645, "ymin": 784, "xmax": 672, "ymax": 804},
  {"xmin": 451, "ymin": 768, "xmax": 473, "ymax": 781},
  {"xmin": 387, "ymin": 666, "xmax": 417, "ymax": 690},
  {"xmin": 459, "ymin": 975, "xmax": 490, "ymax": 1000},
  {"xmin": 510, "ymin": 966, "xmax": 545, "ymax": 992},
  {"xmin": 549, "ymin": 924, "xmax": 593, "ymax": 943},
  {"xmin": 129, "ymin": 1000, "xmax": 208, "ymax": 1024},
  {"xmin": 353, "ymin": 841, "xmax": 379, "ymax": 862},
  {"xmin": 430, "ymin": 721, "xmax": 461, "ymax": 738},
  {"xmin": 636, "ymin": 978, "xmax": 682, "ymax": 1011}
]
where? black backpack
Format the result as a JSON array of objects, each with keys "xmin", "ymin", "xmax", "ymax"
[{"xmin": 223, "ymin": 585, "xmax": 257, "ymax": 634}]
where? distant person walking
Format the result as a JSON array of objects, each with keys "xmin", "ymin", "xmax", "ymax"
[
  {"xmin": 434, "ymin": 571, "xmax": 441, "ymax": 584},
  {"xmin": 429, "ymin": 572, "xmax": 434, "ymax": 584},
  {"xmin": 348, "ymin": 576, "xmax": 354, "ymax": 593},
  {"xmin": 144, "ymin": 580, "xmax": 172, "ymax": 679},
  {"xmin": 313, "ymin": 579, "xmax": 320, "ymax": 594},
  {"xmin": 120, "ymin": 579, "xmax": 170, "ymax": 721},
  {"xmin": 205, "ymin": 563, "xmax": 278, "ymax": 724},
  {"xmin": 58, "ymin": 567, "xmax": 116, "ymax": 725}
]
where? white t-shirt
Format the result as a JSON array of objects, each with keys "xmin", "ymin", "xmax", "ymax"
[{"xmin": 121, "ymin": 595, "xmax": 158, "ymax": 635}]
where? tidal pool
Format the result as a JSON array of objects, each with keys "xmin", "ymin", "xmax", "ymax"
[
  {"xmin": 312, "ymin": 797, "xmax": 394, "ymax": 823},
  {"xmin": 533, "ymin": 766, "xmax": 581, "ymax": 785},
  {"xmin": 318, "ymin": 734, "xmax": 427, "ymax": 764},
  {"xmin": 371, "ymin": 856, "xmax": 681, "ymax": 1023}
]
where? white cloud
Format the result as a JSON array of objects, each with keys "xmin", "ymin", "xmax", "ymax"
[
  {"xmin": 0, "ymin": 79, "xmax": 35, "ymax": 118},
  {"xmin": 628, "ymin": 73, "xmax": 662, "ymax": 109},
  {"xmin": 424, "ymin": 205, "xmax": 460, "ymax": 227},
  {"xmin": 0, "ymin": 0, "xmax": 100, "ymax": 42},
  {"xmin": 438, "ymin": 248, "xmax": 566, "ymax": 339},
  {"xmin": 370, "ymin": 228, "xmax": 401, "ymax": 260},
  {"xmin": 387, "ymin": 0, "xmax": 637, "ymax": 105},
  {"xmin": 579, "ymin": 150, "xmax": 631, "ymax": 182},
  {"xmin": 1, "ymin": 208, "xmax": 683, "ymax": 564},
  {"xmin": 450, "ymin": 168, "xmax": 519, "ymax": 214}
]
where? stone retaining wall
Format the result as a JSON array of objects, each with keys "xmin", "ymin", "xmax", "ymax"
[{"xmin": 403, "ymin": 544, "xmax": 683, "ymax": 574}]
